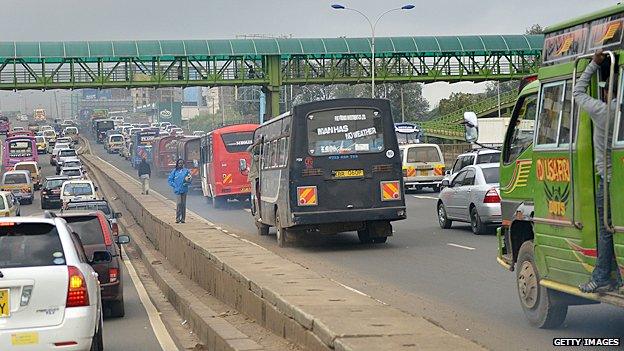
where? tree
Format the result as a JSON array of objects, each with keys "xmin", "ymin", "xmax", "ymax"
[{"xmin": 526, "ymin": 24, "xmax": 544, "ymax": 35}]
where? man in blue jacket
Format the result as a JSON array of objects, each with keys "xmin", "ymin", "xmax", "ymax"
[{"xmin": 168, "ymin": 159, "xmax": 191, "ymax": 223}]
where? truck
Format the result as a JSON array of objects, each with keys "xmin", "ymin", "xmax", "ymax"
[{"xmin": 33, "ymin": 108, "xmax": 46, "ymax": 122}]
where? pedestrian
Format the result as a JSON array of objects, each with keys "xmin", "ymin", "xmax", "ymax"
[
  {"xmin": 138, "ymin": 156, "xmax": 151, "ymax": 195},
  {"xmin": 574, "ymin": 49, "xmax": 622, "ymax": 293},
  {"xmin": 168, "ymin": 159, "xmax": 191, "ymax": 223}
]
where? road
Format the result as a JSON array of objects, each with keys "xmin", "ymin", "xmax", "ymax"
[
  {"xmin": 21, "ymin": 152, "xmax": 170, "ymax": 351},
  {"xmin": 88, "ymin": 138, "xmax": 624, "ymax": 351}
]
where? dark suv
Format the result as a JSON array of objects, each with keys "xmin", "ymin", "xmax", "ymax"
[
  {"xmin": 40, "ymin": 176, "xmax": 69, "ymax": 209},
  {"xmin": 60, "ymin": 210, "xmax": 130, "ymax": 317}
]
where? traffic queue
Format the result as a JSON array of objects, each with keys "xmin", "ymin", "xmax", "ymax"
[{"xmin": 0, "ymin": 122, "xmax": 130, "ymax": 351}]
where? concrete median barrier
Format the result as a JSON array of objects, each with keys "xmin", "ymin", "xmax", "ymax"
[{"xmin": 79, "ymin": 140, "xmax": 484, "ymax": 351}]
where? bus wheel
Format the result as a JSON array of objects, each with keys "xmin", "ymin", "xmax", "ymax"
[
  {"xmin": 516, "ymin": 241, "xmax": 568, "ymax": 329},
  {"xmin": 275, "ymin": 213, "xmax": 289, "ymax": 247},
  {"xmin": 212, "ymin": 196, "xmax": 226, "ymax": 208},
  {"xmin": 256, "ymin": 222, "xmax": 269, "ymax": 236}
]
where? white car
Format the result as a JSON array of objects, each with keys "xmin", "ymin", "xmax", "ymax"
[
  {"xmin": 50, "ymin": 144, "xmax": 72, "ymax": 165},
  {"xmin": 60, "ymin": 167, "xmax": 86, "ymax": 180},
  {"xmin": 0, "ymin": 216, "xmax": 105, "ymax": 351},
  {"xmin": 60, "ymin": 180, "xmax": 98, "ymax": 205}
]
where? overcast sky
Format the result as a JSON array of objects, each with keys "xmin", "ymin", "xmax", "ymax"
[{"xmin": 0, "ymin": 0, "xmax": 617, "ymax": 112}]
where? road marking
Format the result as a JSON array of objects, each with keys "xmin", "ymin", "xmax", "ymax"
[
  {"xmin": 412, "ymin": 195, "xmax": 438, "ymax": 200},
  {"xmin": 121, "ymin": 245, "xmax": 178, "ymax": 351},
  {"xmin": 447, "ymin": 243, "xmax": 476, "ymax": 251}
]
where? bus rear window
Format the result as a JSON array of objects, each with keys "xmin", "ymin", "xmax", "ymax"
[
  {"xmin": 9, "ymin": 141, "xmax": 32, "ymax": 157},
  {"xmin": 307, "ymin": 108, "xmax": 384, "ymax": 156},
  {"xmin": 221, "ymin": 132, "xmax": 254, "ymax": 153},
  {"xmin": 0, "ymin": 223, "xmax": 65, "ymax": 268}
]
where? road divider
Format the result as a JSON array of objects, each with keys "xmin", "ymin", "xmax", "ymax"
[{"xmin": 79, "ymin": 137, "xmax": 484, "ymax": 351}]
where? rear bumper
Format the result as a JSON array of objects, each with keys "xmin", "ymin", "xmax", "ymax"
[
  {"xmin": 478, "ymin": 203, "xmax": 502, "ymax": 224},
  {"xmin": 0, "ymin": 306, "xmax": 96, "ymax": 351},
  {"xmin": 403, "ymin": 176, "xmax": 443, "ymax": 188},
  {"xmin": 100, "ymin": 280, "xmax": 123, "ymax": 302},
  {"xmin": 291, "ymin": 206, "xmax": 406, "ymax": 227}
]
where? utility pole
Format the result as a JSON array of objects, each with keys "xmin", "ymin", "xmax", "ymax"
[{"xmin": 400, "ymin": 85, "xmax": 405, "ymax": 123}]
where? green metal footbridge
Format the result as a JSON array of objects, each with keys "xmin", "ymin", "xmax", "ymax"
[{"xmin": 0, "ymin": 35, "xmax": 543, "ymax": 117}]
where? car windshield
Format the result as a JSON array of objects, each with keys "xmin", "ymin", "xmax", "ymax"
[
  {"xmin": 307, "ymin": 108, "xmax": 384, "ymax": 156},
  {"xmin": 406, "ymin": 146, "xmax": 440, "ymax": 163},
  {"xmin": 3, "ymin": 174, "xmax": 27, "ymax": 184},
  {"xmin": 476, "ymin": 152, "xmax": 501, "ymax": 164},
  {"xmin": 0, "ymin": 223, "xmax": 65, "ymax": 268},
  {"xmin": 64, "ymin": 216, "xmax": 105, "ymax": 246},
  {"xmin": 45, "ymin": 179, "xmax": 66, "ymax": 189},
  {"xmin": 482, "ymin": 167, "xmax": 500, "ymax": 184},
  {"xmin": 63, "ymin": 183, "xmax": 93, "ymax": 196},
  {"xmin": 110, "ymin": 135, "xmax": 123, "ymax": 142},
  {"xmin": 59, "ymin": 150, "xmax": 77, "ymax": 157}
]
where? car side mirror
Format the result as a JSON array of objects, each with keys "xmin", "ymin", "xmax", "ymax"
[
  {"xmin": 90, "ymin": 250, "xmax": 112, "ymax": 264},
  {"xmin": 441, "ymin": 179, "xmax": 451, "ymax": 188},
  {"xmin": 239, "ymin": 159, "xmax": 247, "ymax": 172},
  {"xmin": 114, "ymin": 212, "xmax": 122, "ymax": 219},
  {"xmin": 463, "ymin": 112, "xmax": 479, "ymax": 144},
  {"xmin": 115, "ymin": 235, "xmax": 130, "ymax": 245},
  {"xmin": 444, "ymin": 170, "xmax": 451, "ymax": 176}
]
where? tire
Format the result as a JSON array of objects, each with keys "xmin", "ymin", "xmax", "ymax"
[
  {"xmin": 275, "ymin": 212, "xmax": 289, "ymax": 247},
  {"xmin": 357, "ymin": 228, "xmax": 374, "ymax": 244},
  {"xmin": 41, "ymin": 200, "xmax": 47, "ymax": 210},
  {"xmin": 212, "ymin": 196, "xmax": 227, "ymax": 209},
  {"xmin": 372, "ymin": 236, "xmax": 388, "ymax": 244},
  {"xmin": 256, "ymin": 222, "xmax": 269, "ymax": 236},
  {"xmin": 109, "ymin": 299, "xmax": 125, "ymax": 318},
  {"xmin": 516, "ymin": 241, "xmax": 568, "ymax": 329},
  {"xmin": 437, "ymin": 202, "xmax": 452, "ymax": 229},
  {"xmin": 470, "ymin": 206, "xmax": 488, "ymax": 235},
  {"xmin": 90, "ymin": 316, "xmax": 103, "ymax": 351}
]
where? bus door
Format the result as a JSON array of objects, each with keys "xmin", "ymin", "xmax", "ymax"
[
  {"xmin": 610, "ymin": 72, "xmax": 624, "ymax": 280},
  {"xmin": 201, "ymin": 135, "xmax": 215, "ymax": 197},
  {"xmin": 532, "ymin": 78, "xmax": 598, "ymax": 287}
]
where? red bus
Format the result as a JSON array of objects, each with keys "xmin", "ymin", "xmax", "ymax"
[
  {"xmin": 151, "ymin": 135, "xmax": 185, "ymax": 176},
  {"xmin": 177, "ymin": 137, "xmax": 202, "ymax": 191},
  {"xmin": 199, "ymin": 124, "xmax": 258, "ymax": 207}
]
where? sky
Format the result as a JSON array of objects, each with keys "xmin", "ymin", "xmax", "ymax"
[{"xmin": 0, "ymin": 0, "xmax": 618, "ymax": 112}]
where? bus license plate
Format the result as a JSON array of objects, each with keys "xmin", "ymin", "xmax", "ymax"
[
  {"xmin": 334, "ymin": 170, "xmax": 364, "ymax": 178},
  {"xmin": 0, "ymin": 289, "xmax": 10, "ymax": 317},
  {"xmin": 419, "ymin": 170, "xmax": 429, "ymax": 176}
]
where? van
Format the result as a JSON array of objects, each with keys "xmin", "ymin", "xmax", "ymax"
[
  {"xmin": 399, "ymin": 143, "xmax": 445, "ymax": 192},
  {"xmin": 106, "ymin": 134, "xmax": 125, "ymax": 153},
  {"xmin": 60, "ymin": 180, "xmax": 97, "ymax": 206},
  {"xmin": 0, "ymin": 191, "xmax": 20, "ymax": 216},
  {"xmin": 13, "ymin": 161, "xmax": 42, "ymax": 190},
  {"xmin": 0, "ymin": 170, "xmax": 34, "ymax": 204}
]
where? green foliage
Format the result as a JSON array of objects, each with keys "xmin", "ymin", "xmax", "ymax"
[
  {"xmin": 189, "ymin": 110, "xmax": 255, "ymax": 133},
  {"xmin": 526, "ymin": 24, "xmax": 544, "ymax": 35}
]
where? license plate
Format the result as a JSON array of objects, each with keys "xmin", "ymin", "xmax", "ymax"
[
  {"xmin": 11, "ymin": 332, "xmax": 38, "ymax": 346},
  {"xmin": 334, "ymin": 170, "xmax": 364, "ymax": 178},
  {"xmin": 0, "ymin": 288, "xmax": 9, "ymax": 317},
  {"xmin": 419, "ymin": 170, "xmax": 429, "ymax": 176}
]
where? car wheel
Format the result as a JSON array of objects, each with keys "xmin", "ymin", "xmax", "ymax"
[
  {"xmin": 109, "ymin": 299, "xmax": 125, "ymax": 318},
  {"xmin": 516, "ymin": 241, "xmax": 568, "ymax": 328},
  {"xmin": 275, "ymin": 212, "xmax": 289, "ymax": 247},
  {"xmin": 470, "ymin": 206, "xmax": 488, "ymax": 235},
  {"xmin": 437, "ymin": 202, "xmax": 452, "ymax": 229},
  {"xmin": 90, "ymin": 316, "xmax": 104, "ymax": 351}
]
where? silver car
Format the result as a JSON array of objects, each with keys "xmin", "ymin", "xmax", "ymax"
[{"xmin": 436, "ymin": 163, "xmax": 501, "ymax": 235}]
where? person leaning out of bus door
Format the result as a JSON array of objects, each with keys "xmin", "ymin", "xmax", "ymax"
[
  {"xmin": 168, "ymin": 159, "xmax": 192, "ymax": 223},
  {"xmin": 247, "ymin": 138, "xmax": 262, "ymax": 217},
  {"xmin": 138, "ymin": 156, "xmax": 151, "ymax": 195},
  {"xmin": 573, "ymin": 49, "xmax": 623, "ymax": 293}
]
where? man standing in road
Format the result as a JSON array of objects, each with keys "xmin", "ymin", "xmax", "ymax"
[
  {"xmin": 138, "ymin": 156, "xmax": 151, "ymax": 195},
  {"xmin": 168, "ymin": 159, "xmax": 191, "ymax": 223},
  {"xmin": 573, "ymin": 50, "xmax": 622, "ymax": 293}
]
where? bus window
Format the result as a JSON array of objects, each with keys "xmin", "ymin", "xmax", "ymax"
[
  {"xmin": 536, "ymin": 81, "xmax": 566, "ymax": 147},
  {"xmin": 557, "ymin": 82, "xmax": 574, "ymax": 146},
  {"xmin": 307, "ymin": 108, "xmax": 384, "ymax": 155},
  {"xmin": 504, "ymin": 94, "xmax": 537, "ymax": 163},
  {"xmin": 9, "ymin": 141, "xmax": 33, "ymax": 157}
]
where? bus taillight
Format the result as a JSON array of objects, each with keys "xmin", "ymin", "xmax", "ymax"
[
  {"xmin": 297, "ymin": 186, "xmax": 318, "ymax": 206},
  {"xmin": 381, "ymin": 181, "xmax": 401, "ymax": 201}
]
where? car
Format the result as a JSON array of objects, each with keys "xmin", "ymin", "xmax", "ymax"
[
  {"xmin": 42, "ymin": 129, "xmax": 57, "ymax": 150},
  {"xmin": 399, "ymin": 143, "xmax": 446, "ymax": 192},
  {"xmin": 64, "ymin": 199, "xmax": 122, "ymax": 236},
  {"xmin": 13, "ymin": 161, "xmax": 42, "ymax": 190},
  {"xmin": 35, "ymin": 135, "xmax": 47, "ymax": 154},
  {"xmin": 437, "ymin": 163, "xmax": 501, "ymax": 235},
  {"xmin": 60, "ymin": 180, "xmax": 98, "ymax": 205},
  {"xmin": 57, "ymin": 158, "xmax": 84, "ymax": 174},
  {"xmin": 59, "ymin": 210, "xmax": 130, "ymax": 318},
  {"xmin": 0, "ymin": 215, "xmax": 106, "ymax": 351},
  {"xmin": 105, "ymin": 134, "xmax": 124, "ymax": 154},
  {"xmin": 50, "ymin": 144, "xmax": 72, "ymax": 165},
  {"xmin": 56, "ymin": 137, "xmax": 72, "ymax": 145},
  {"xmin": 0, "ymin": 170, "xmax": 34, "ymax": 204},
  {"xmin": 55, "ymin": 148, "xmax": 78, "ymax": 169},
  {"xmin": 443, "ymin": 149, "xmax": 502, "ymax": 186},
  {"xmin": 41, "ymin": 176, "xmax": 69, "ymax": 209},
  {"xmin": 0, "ymin": 191, "xmax": 20, "ymax": 216},
  {"xmin": 60, "ymin": 166, "xmax": 86, "ymax": 180}
]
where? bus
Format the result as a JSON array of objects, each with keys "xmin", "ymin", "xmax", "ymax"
[
  {"xmin": 94, "ymin": 119, "xmax": 115, "ymax": 143},
  {"xmin": 199, "ymin": 124, "xmax": 257, "ymax": 208},
  {"xmin": 465, "ymin": 4, "xmax": 624, "ymax": 329},
  {"xmin": 151, "ymin": 135, "xmax": 185, "ymax": 176},
  {"xmin": 249, "ymin": 98, "xmax": 405, "ymax": 247},
  {"xmin": 131, "ymin": 128, "xmax": 159, "ymax": 168},
  {"xmin": 177, "ymin": 137, "xmax": 202, "ymax": 191},
  {"xmin": 0, "ymin": 115, "xmax": 9, "ymax": 135},
  {"xmin": 3, "ymin": 135, "xmax": 38, "ymax": 170},
  {"xmin": 394, "ymin": 122, "xmax": 422, "ymax": 144}
]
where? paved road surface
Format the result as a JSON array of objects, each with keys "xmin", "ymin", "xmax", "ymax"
[
  {"xmin": 23, "ymin": 153, "xmax": 168, "ymax": 351},
  {"xmin": 89, "ymin": 138, "xmax": 624, "ymax": 351}
]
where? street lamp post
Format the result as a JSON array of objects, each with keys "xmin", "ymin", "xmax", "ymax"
[{"xmin": 332, "ymin": 4, "xmax": 414, "ymax": 98}]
